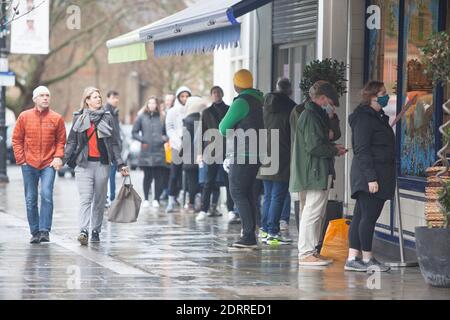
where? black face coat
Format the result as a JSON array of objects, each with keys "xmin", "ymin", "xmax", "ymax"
[{"xmin": 349, "ymin": 104, "xmax": 396, "ymax": 200}]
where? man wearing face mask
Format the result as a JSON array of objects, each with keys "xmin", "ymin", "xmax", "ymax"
[
  {"xmin": 289, "ymin": 81, "xmax": 347, "ymax": 266},
  {"xmin": 289, "ymin": 80, "xmax": 342, "ymax": 233}
]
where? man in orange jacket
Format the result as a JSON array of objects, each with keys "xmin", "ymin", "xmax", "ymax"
[{"xmin": 12, "ymin": 86, "xmax": 66, "ymax": 244}]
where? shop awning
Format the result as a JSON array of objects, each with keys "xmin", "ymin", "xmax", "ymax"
[{"xmin": 106, "ymin": 0, "xmax": 272, "ymax": 63}]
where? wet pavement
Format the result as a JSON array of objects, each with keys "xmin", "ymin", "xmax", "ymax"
[{"xmin": 0, "ymin": 165, "xmax": 449, "ymax": 300}]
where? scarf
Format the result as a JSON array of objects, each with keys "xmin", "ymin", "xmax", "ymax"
[{"xmin": 73, "ymin": 108, "xmax": 112, "ymax": 138}]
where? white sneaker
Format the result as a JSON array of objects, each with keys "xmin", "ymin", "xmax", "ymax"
[
  {"xmin": 142, "ymin": 200, "xmax": 150, "ymax": 208},
  {"xmin": 152, "ymin": 200, "xmax": 160, "ymax": 208},
  {"xmin": 228, "ymin": 211, "xmax": 240, "ymax": 224},
  {"xmin": 196, "ymin": 211, "xmax": 207, "ymax": 222},
  {"xmin": 279, "ymin": 220, "xmax": 289, "ymax": 231}
]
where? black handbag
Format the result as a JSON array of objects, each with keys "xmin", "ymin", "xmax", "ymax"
[
  {"xmin": 66, "ymin": 129, "xmax": 97, "ymax": 169},
  {"xmin": 65, "ymin": 114, "xmax": 105, "ymax": 169}
]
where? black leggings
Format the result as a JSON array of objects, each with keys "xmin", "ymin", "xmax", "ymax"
[
  {"xmin": 168, "ymin": 163, "xmax": 183, "ymax": 197},
  {"xmin": 185, "ymin": 168, "xmax": 200, "ymax": 205},
  {"xmin": 349, "ymin": 192, "xmax": 386, "ymax": 252},
  {"xmin": 142, "ymin": 167, "xmax": 165, "ymax": 201}
]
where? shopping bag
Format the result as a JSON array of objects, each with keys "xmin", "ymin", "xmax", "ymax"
[
  {"xmin": 164, "ymin": 142, "xmax": 172, "ymax": 164},
  {"xmin": 320, "ymin": 218, "xmax": 350, "ymax": 262},
  {"xmin": 108, "ymin": 176, "xmax": 142, "ymax": 223}
]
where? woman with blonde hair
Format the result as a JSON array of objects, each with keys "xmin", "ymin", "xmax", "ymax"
[
  {"xmin": 132, "ymin": 97, "xmax": 169, "ymax": 208},
  {"xmin": 64, "ymin": 87, "xmax": 129, "ymax": 245}
]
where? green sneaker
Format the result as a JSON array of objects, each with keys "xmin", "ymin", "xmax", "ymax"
[
  {"xmin": 258, "ymin": 229, "xmax": 268, "ymax": 238},
  {"xmin": 266, "ymin": 233, "xmax": 293, "ymax": 245}
]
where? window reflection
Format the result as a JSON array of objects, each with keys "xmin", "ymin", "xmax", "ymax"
[
  {"xmin": 367, "ymin": 0, "xmax": 399, "ymax": 126},
  {"xmin": 400, "ymin": 0, "xmax": 439, "ymax": 177}
]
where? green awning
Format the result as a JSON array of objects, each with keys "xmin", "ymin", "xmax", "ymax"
[{"xmin": 107, "ymin": 42, "xmax": 147, "ymax": 64}]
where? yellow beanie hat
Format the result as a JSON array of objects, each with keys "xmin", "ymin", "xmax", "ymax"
[{"xmin": 233, "ymin": 69, "xmax": 253, "ymax": 89}]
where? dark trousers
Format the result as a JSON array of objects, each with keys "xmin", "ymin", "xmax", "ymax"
[
  {"xmin": 262, "ymin": 180, "xmax": 289, "ymax": 235},
  {"xmin": 185, "ymin": 168, "xmax": 200, "ymax": 205},
  {"xmin": 201, "ymin": 163, "xmax": 234, "ymax": 212},
  {"xmin": 109, "ymin": 162, "xmax": 117, "ymax": 201},
  {"xmin": 142, "ymin": 166, "xmax": 166, "ymax": 201},
  {"xmin": 228, "ymin": 163, "xmax": 260, "ymax": 242},
  {"xmin": 21, "ymin": 165, "xmax": 56, "ymax": 235},
  {"xmin": 349, "ymin": 192, "xmax": 386, "ymax": 252},
  {"xmin": 161, "ymin": 167, "xmax": 170, "ymax": 196},
  {"xmin": 168, "ymin": 163, "xmax": 183, "ymax": 197}
]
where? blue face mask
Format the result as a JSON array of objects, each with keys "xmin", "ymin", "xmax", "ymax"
[{"xmin": 377, "ymin": 95, "xmax": 390, "ymax": 108}]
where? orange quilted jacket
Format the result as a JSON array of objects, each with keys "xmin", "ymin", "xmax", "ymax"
[{"xmin": 12, "ymin": 107, "xmax": 66, "ymax": 170}]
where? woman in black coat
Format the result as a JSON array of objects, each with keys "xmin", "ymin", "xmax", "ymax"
[
  {"xmin": 132, "ymin": 97, "xmax": 168, "ymax": 208},
  {"xmin": 345, "ymin": 81, "xmax": 395, "ymax": 273}
]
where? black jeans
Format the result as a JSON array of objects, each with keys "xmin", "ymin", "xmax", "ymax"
[
  {"xmin": 228, "ymin": 163, "xmax": 260, "ymax": 242},
  {"xmin": 349, "ymin": 192, "xmax": 386, "ymax": 252},
  {"xmin": 185, "ymin": 168, "xmax": 200, "ymax": 205},
  {"xmin": 168, "ymin": 163, "xmax": 183, "ymax": 197},
  {"xmin": 201, "ymin": 163, "xmax": 234, "ymax": 212},
  {"xmin": 142, "ymin": 166, "xmax": 165, "ymax": 201}
]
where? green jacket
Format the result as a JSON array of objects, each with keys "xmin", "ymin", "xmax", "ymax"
[{"xmin": 289, "ymin": 101, "xmax": 339, "ymax": 192}]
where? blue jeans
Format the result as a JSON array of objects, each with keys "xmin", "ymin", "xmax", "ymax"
[
  {"xmin": 262, "ymin": 180, "xmax": 289, "ymax": 235},
  {"xmin": 280, "ymin": 193, "xmax": 291, "ymax": 223},
  {"xmin": 21, "ymin": 165, "xmax": 56, "ymax": 235},
  {"xmin": 109, "ymin": 162, "xmax": 117, "ymax": 201}
]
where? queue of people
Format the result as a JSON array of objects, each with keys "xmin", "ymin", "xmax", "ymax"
[{"xmin": 11, "ymin": 70, "xmax": 394, "ymax": 272}]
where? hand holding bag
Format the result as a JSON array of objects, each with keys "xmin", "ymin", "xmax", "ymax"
[{"xmin": 108, "ymin": 176, "xmax": 142, "ymax": 223}]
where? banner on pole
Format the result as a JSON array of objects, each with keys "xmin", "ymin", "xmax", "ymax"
[{"xmin": 10, "ymin": 0, "xmax": 50, "ymax": 55}]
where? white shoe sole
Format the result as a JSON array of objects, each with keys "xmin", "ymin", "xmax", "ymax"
[{"xmin": 344, "ymin": 266, "xmax": 368, "ymax": 272}]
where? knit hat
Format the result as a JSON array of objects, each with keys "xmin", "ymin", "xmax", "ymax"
[
  {"xmin": 33, "ymin": 86, "xmax": 50, "ymax": 100},
  {"xmin": 233, "ymin": 69, "xmax": 253, "ymax": 89}
]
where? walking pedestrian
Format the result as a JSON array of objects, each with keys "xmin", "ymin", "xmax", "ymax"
[
  {"xmin": 165, "ymin": 86, "xmax": 192, "ymax": 213},
  {"xmin": 196, "ymin": 86, "xmax": 236, "ymax": 222},
  {"xmin": 345, "ymin": 81, "xmax": 394, "ymax": 272},
  {"xmin": 257, "ymin": 78, "xmax": 296, "ymax": 245},
  {"xmin": 289, "ymin": 81, "xmax": 347, "ymax": 266},
  {"xmin": 219, "ymin": 69, "xmax": 264, "ymax": 249},
  {"xmin": 182, "ymin": 97, "xmax": 208, "ymax": 212},
  {"xmin": 132, "ymin": 97, "xmax": 169, "ymax": 209},
  {"xmin": 104, "ymin": 90, "xmax": 122, "ymax": 208},
  {"xmin": 159, "ymin": 93, "xmax": 176, "ymax": 200},
  {"xmin": 64, "ymin": 87, "xmax": 129, "ymax": 245},
  {"xmin": 12, "ymin": 86, "xmax": 66, "ymax": 244}
]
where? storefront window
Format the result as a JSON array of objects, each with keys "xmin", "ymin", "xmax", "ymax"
[
  {"xmin": 367, "ymin": 0, "xmax": 441, "ymax": 181},
  {"xmin": 367, "ymin": 0, "xmax": 400, "ymax": 126},
  {"xmin": 400, "ymin": 0, "xmax": 439, "ymax": 177},
  {"xmin": 273, "ymin": 41, "xmax": 315, "ymax": 103}
]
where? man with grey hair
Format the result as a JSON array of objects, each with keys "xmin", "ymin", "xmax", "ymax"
[
  {"xmin": 289, "ymin": 81, "xmax": 347, "ymax": 266},
  {"xmin": 12, "ymin": 86, "xmax": 66, "ymax": 244},
  {"xmin": 257, "ymin": 78, "xmax": 296, "ymax": 245},
  {"xmin": 289, "ymin": 80, "xmax": 342, "ymax": 237}
]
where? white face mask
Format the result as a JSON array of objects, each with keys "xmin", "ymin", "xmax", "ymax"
[{"xmin": 322, "ymin": 104, "xmax": 334, "ymax": 115}]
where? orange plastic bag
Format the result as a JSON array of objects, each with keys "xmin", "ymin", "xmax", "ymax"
[
  {"xmin": 164, "ymin": 142, "xmax": 172, "ymax": 164},
  {"xmin": 320, "ymin": 218, "xmax": 350, "ymax": 262}
]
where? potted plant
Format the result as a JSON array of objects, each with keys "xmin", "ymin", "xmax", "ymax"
[
  {"xmin": 299, "ymin": 58, "xmax": 348, "ymax": 100},
  {"xmin": 416, "ymin": 31, "xmax": 450, "ymax": 288}
]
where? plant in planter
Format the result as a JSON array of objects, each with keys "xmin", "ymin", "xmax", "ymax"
[
  {"xmin": 299, "ymin": 58, "xmax": 348, "ymax": 100},
  {"xmin": 416, "ymin": 31, "xmax": 450, "ymax": 288}
]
